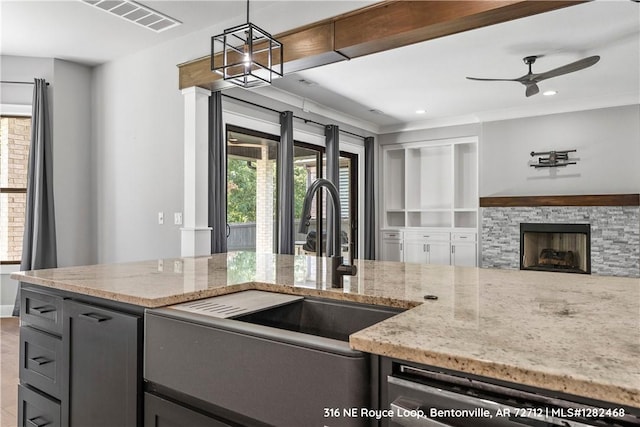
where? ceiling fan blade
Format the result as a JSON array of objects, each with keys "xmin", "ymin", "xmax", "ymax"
[
  {"xmin": 466, "ymin": 77, "xmax": 519, "ymax": 82},
  {"xmin": 535, "ymin": 55, "xmax": 600, "ymax": 82},
  {"xmin": 526, "ymin": 84, "xmax": 539, "ymax": 97}
]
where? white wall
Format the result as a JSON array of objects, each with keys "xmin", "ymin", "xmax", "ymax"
[
  {"xmin": 53, "ymin": 59, "xmax": 94, "ymax": 266},
  {"xmin": 481, "ymin": 105, "xmax": 640, "ymax": 196},
  {"xmin": 90, "ymin": 2, "xmax": 372, "ymax": 263}
]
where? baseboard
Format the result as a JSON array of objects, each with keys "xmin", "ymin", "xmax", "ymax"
[{"xmin": 1, "ymin": 304, "xmax": 16, "ymax": 318}]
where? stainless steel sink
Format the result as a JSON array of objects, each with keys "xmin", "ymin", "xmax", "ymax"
[{"xmin": 145, "ymin": 291, "xmax": 405, "ymax": 426}]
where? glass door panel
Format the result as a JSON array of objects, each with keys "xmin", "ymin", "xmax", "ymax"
[
  {"xmin": 294, "ymin": 144, "xmax": 322, "ymax": 256},
  {"xmin": 226, "ymin": 128, "xmax": 278, "ymax": 253}
]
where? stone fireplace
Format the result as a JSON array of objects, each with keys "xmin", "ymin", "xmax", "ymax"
[
  {"xmin": 480, "ymin": 194, "xmax": 640, "ymax": 278},
  {"xmin": 520, "ymin": 223, "xmax": 590, "ymax": 274}
]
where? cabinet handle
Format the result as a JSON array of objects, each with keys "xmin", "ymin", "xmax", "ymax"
[
  {"xmin": 79, "ymin": 312, "xmax": 111, "ymax": 323},
  {"xmin": 423, "ymin": 244, "xmax": 426, "ymax": 252},
  {"xmin": 427, "ymin": 244, "xmax": 430, "ymax": 252},
  {"xmin": 31, "ymin": 305, "xmax": 55, "ymax": 314},
  {"xmin": 29, "ymin": 356, "xmax": 53, "ymax": 366},
  {"xmin": 27, "ymin": 416, "xmax": 49, "ymax": 427},
  {"xmin": 400, "ymin": 243, "xmax": 403, "ymax": 251},
  {"xmin": 452, "ymin": 245, "xmax": 455, "ymax": 254}
]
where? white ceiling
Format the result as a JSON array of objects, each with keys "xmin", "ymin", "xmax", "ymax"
[
  {"xmin": 268, "ymin": 1, "xmax": 640, "ymax": 133},
  {"xmin": 1, "ymin": 1, "xmax": 638, "ymax": 133},
  {"xmin": 0, "ymin": 0, "xmax": 373, "ymax": 66}
]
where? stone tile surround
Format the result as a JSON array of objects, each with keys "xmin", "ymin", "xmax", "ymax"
[{"xmin": 482, "ymin": 206, "xmax": 640, "ymax": 277}]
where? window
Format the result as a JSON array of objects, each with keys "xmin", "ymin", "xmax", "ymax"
[{"xmin": 0, "ymin": 115, "xmax": 31, "ymax": 264}]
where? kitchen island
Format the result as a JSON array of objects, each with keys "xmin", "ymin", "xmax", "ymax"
[{"xmin": 12, "ymin": 251, "xmax": 640, "ymax": 421}]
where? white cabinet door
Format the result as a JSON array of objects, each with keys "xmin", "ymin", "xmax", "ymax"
[
  {"xmin": 381, "ymin": 240, "xmax": 403, "ymax": 262},
  {"xmin": 427, "ymin": 241, "xmax": 451, "ymax": 265},
  {"xmin": 452, "ymin": 243, "xmax": 477, "ymax": 267},
  {"xmin": 404, "ymin": 241, "xmax": 427, "ymax": 264}
]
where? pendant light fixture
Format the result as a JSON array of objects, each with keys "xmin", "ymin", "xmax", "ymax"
[{"xmin": 211, "ymin": 0, "xmax": 283, "ymax": 88}]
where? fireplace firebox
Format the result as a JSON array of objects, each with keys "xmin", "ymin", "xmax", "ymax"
[{"xmin": 520, "ymin": 223, "xmax": 591, "ymax": 274}]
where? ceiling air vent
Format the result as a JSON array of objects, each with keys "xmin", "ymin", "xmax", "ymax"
[{"xmin": 80, "ymin": 0, "xmax": 181, "ymax": 33}]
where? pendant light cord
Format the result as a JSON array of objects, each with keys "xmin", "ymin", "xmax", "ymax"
[{"xmin": 246, "ymin": 0, "xmax": 250, "ymax": 23}]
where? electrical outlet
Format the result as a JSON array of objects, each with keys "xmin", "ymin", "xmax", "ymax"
[
  {"xmin": 174, "ymin": 212, "xmax": 182, "ymax": 225},
  {"xmin": 157, "ymin": 260, "xmax": 164, "ymax": 272},
  {"xmin": 158, "ymin": 212, "xmax": 164, "ymax": 225},
  {"xmin": 174, "ymin": 260, "xmax": 183, "ymax": 273}
]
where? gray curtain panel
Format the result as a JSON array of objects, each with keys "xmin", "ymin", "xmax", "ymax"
[
  {"xmin": 14, "ymin": 78, "xmax": 57, "ymax": 316},
  {"xmin": 209, "ymin": 91, "xmax": 227, "ymax": 253},
  {"xmin": 277, "ymin": 111, "xmax": 294, "ymax": 254},
  {"xmin": 364, "ymin": 137, "xmax": 376, "ymax": 260},
  {"xmin": 324, "ymin": 125, "xmax": 340, "ymax": 256}
]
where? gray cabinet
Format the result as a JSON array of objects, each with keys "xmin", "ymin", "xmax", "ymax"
[
  {"xmin": 144, "ymin": 393, "xmax": 232, "ymax": 427},
  {"xmin": 19, "ymin": 288, "xmax": 64, "ymax": 427},
  {"xmin": 19, "ymin": 286, "xmax": 143, "ymax": 427},
  {"xmin": 63, "ymin": 300, "xmax": 141, "ymax": 427},
  {"xmin": 18, "ymin": 385, "xmax": 61, "ymax": 427}
]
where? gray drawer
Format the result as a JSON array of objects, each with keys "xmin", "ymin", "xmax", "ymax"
[
  {"xmin": 20, "ymin": 326, "xmax": 63, "ymax": 399},
  {"xmin": 21, "ymin": 289, "xmax": 63, "ymax": 336},
  {"xmin": 145, "ymin": 393, "xmax": 233, "ymax": 427},
  {"xmin": 18, "ymin": 384, "xmax": 61, "ymax": 427}
]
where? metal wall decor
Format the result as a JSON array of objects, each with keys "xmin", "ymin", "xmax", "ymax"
[
  {"xmin": 530, "ymin": 149, "xmax": 577, "ymax": 168},
  {"xmin": 211, "ymin": 0, "xmax": 283, "ymax": 88}
]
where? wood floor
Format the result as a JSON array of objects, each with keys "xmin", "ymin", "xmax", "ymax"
[{"xmin": 0, "ymin": 318, "xmax": 19, "ymax": 427}]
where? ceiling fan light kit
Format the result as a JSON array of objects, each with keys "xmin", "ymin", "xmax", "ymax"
[
  {"xmin": 211, "ymin": 0, "xmax": 283, "ymax": 88},
  {"xmin": 467, "ymin": 55, "xmax": 600, "ymax": 97}
]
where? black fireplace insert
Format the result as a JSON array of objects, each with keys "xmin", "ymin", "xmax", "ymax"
[{"xmin": 520, "ymin": 223, "xmax": 591, "ymax": 274}]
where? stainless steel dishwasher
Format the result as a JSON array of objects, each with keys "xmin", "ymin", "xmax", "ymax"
[{"xmin": 386, "ymin": 362, "xmax": 640, "ymax": 427}]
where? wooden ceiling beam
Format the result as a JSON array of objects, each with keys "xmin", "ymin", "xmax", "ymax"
[{"xmin": 178, "ymin": 0, "xmax": 583, "ymax": 90}]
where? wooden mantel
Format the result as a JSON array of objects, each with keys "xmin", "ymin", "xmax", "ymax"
[
  {"xmin": 178, "ymin": 0, "xmax": 583, "ymax": 91},
  {"xmin": 480, "ymin": 194, "xmax": 640, "ymax": 207}
]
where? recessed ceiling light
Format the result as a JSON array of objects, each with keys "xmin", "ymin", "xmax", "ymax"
[
  {"xmin": 543, "ymin": 90, "xmax": 558, "ymax": 96},
  {"xmin": 416, "ymin": 109, "xmax": 426, "ymax": 114}
]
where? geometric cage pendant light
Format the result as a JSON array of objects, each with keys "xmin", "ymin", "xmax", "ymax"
[{"xmin": 211, "ymin": 0, "xmax": 283, "ymax": 88}]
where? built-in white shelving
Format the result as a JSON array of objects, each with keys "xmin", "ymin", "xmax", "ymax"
[{"xmin": 380, "ymin": 136, "xmax": 479, "ymax": 265}]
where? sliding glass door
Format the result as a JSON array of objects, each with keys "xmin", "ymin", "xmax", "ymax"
[
  {"xmin": 225, "ymin": 125, "xmax": 358, "ymax": 262},
  {"xmin": 294, "ymin": 143, "xmax": 358, "ymax": 263}
]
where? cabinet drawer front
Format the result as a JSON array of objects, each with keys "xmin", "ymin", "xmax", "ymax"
[
  {"xmin": 18, "ymin": 384, "xmax": 61, "ymax": 427},
  {"xmin": 145, "ymin": 393, "xmax": 233, "ymax": 427},
  {"xmin": 406, "ymin": 231, "xmax": 450, "ymax": 241},
  {"xmin": 452, "ymin": 232, "xmax": 476, "ymax": 242},
  {"xmin": 20, "ymin": 327, "xmax": 63, "ymax": 399},
  {"xmin": 382, "ymin": 231, "xmax": 402, "ymax": 240},
  {"xmin": 21, "ymin": 289, "xmax": 63, "ymax": 335}
]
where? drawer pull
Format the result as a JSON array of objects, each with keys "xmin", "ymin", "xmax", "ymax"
[
  {"xmin": 27, "ymin": 416, "xmax": 50, "ymax": 427},
  {"xmin": 79, "ymin": 312, "xmax": 111, "ymax": 323},
  {"xmin": 31, "ymin": 305, "xmax": 55, "ymax": 314},
  {"xmin": 29, "ymin": 356, "xmax": 53, "ymax": 366}
]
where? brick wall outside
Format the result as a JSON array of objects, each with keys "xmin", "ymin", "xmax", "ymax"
[
  {"xmin": 1, "ymin": 116, "xmax": 31, "ymax": 262},
  {"xmin": 255, "ymin": 146, "xmax": 274, "ymax": 254}
]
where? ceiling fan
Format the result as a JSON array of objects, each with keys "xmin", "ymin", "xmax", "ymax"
[{"xmin": 466, "ymin": 55, "xmax": 600, "ymax": 97}]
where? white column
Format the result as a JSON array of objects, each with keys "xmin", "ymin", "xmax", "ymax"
[{"xmin": 181, "ymin": 86, "xmax": 212, "ymax": 257}]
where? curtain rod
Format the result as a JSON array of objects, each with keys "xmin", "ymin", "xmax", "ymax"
[
  {"xmin": 222, "ymin": 93, "xmax": 367, "ymax": 140},
  {"xmin": 0, "ymin": 80, "xmax": 50, "ymax": 86}
]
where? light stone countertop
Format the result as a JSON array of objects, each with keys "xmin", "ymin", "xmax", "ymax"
[{"xmin": 11, "ymin": 251, "xmax": 640, "ymax": 408}]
